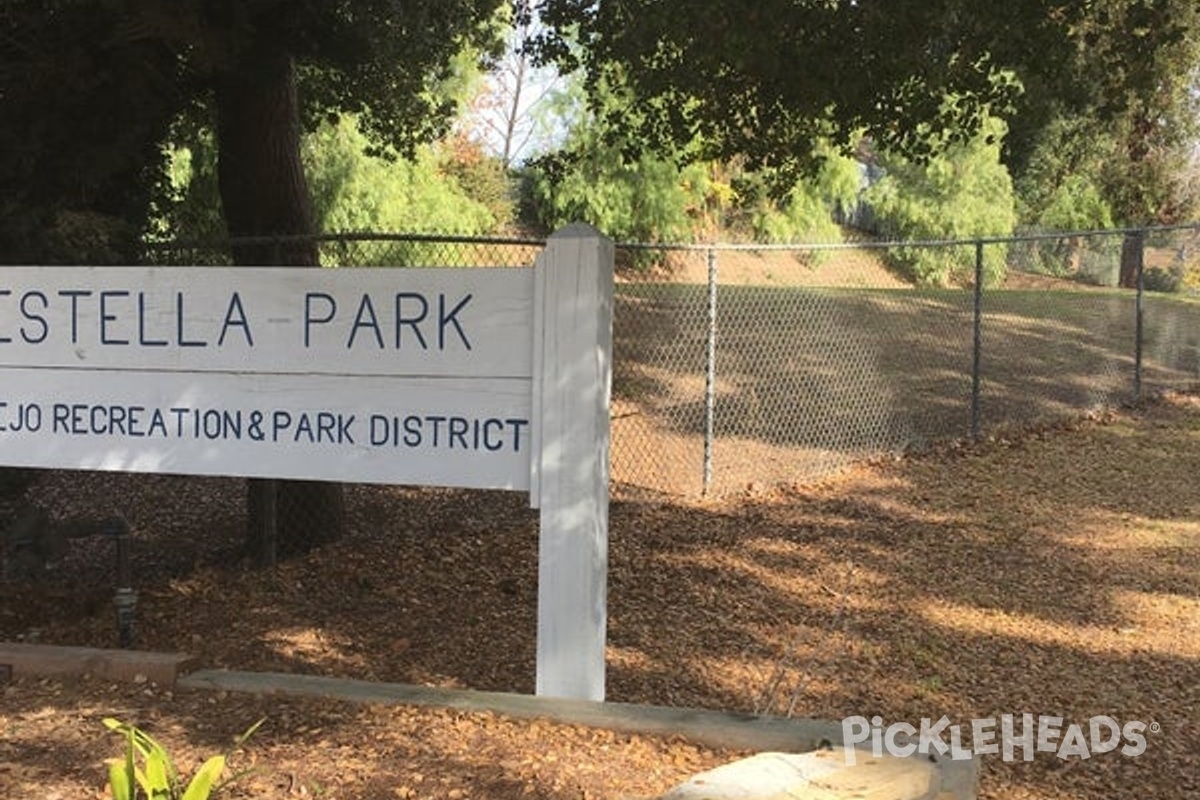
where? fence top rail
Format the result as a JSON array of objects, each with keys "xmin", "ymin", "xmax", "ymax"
[
  {"xmin": 141, "ymin": 221, "xmax": 1200, "ymax": 257},
  {"xmin": 144, "ymin": 231, "xmax": 549, "ymax": 251},
  {"xmin": 615, "ymin": 221, "xmax": 1200, "ymax": 254}
]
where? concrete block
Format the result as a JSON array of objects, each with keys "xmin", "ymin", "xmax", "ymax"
[
  {"xmin": 659, "ymin": 749, "xmax": 940, "ymax": 800},
  {"xmin": 0, "ymin": 642, "xmax": 197, "ymax": 686}
]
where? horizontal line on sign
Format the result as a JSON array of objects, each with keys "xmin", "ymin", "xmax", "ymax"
[{"xmin": 0, "ymin": 364, "xmax": 532, "ymax": 382}]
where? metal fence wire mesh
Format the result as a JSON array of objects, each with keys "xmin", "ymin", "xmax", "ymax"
[
  {"xmin": 610, "ymin": 241, "xmax": 979, "ymax": 496},
  {"xmin": 145, "ymin": 233, "xmax": 545, "ymax": 269},
  {"xmin": 145, "ymin": 225, "xmax": 1200, "ymax": 499}
]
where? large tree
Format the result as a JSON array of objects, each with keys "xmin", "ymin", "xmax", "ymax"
[
  {"xmin": 532, "ymin": 0, "xmax": 1199, "ymax": 292},
  {"xmin": 0, "ymin": 3, "xmax": 183, "ymax": 263},
  {"xmin": 1007, "ymin": 0, "xmax": 1200, "ymax": 245},
  {"xmin": 533, "ymin": 1, "xmax": 1197, "ymax": 190},
  {"xmin": 2, "ymin": 0, "xmax": 505, "ymax": 559}
]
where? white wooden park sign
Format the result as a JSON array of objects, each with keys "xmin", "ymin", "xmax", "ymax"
[{"xmin": 0, "ymin": 225, "xmax": 614, "ymax": 701}]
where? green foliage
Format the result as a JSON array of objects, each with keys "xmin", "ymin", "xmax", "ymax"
[
  {"xmin": 0, "ymin": 1, "xmax": 183, "ymax": 263},
  {"xmin": 288, "ymin": 0, "xmax": 508, "ymax": 161},
  {"xmin": 1033, "ymin": 175, "xmax": 1115, "ymax": 233},
  {"xmin": 103, "ymin": 717, "xmax": 263, "ymax": 800},
  {"xmin": 440, "ymin": 132, "xmax": 518, "ymax": 229},
  {"xmin": 522, "ymin": 66, "xmax": 710, "ymax": 248},
  {"xmin": 738, "ymin": 151, "xmax": 861, "ymax": 244},
  {"xmin": 525, "ymin": 69, "xmax": 867, "ymax": 253},
  {"xmin": 530, "ymin": 150, "xmax": 696, "ymax": 244},
  {"xmin": 1007, "ymin": 2, "xmax": 1200, "ymax": 228},
  {"xmin": 1013, "ymin": 115, "xmax": 1115, "ymax": 231},
  {"xmin": 1013, "ymin": 175, "xmax": 1115, "ymax": 279},
  {"xmin": 1, "ymin": 0, "xmax": 506, "ymax": 261},
  {"xmin": 39, "ymin": 211, "xmax": 140, "ymax": 266},
  {"xmin": 866, "ymin": 116, "xmax": 1017, "ymax": 286},
  {"xmin": 303, "ymin": 116, "xmax": 500, "ymax": 238},
  {"xmin": 1008, "ymin": 113, "xmax": 1125, "ymax": 279},
  {"xmin": 535, "ymin": 0, "xmax": 1128, "ymax": 181},
  {"xmin": 153, "ymin": 119, "xmax": 227, "ymax": 244},
  {"xmin": 158, "ymin": 114, "xmax": 509, "ymax": 248},
  {"xmin": 529, "ymin": 0, "xmax": 1200, "ymax": 246},
  {"xmin": 529, "ymin": 140, "xmax": 859, "ymax": 254},
  {"xmin": 8, "ymin": 0, "xmax": 1197, "ymax": 265}
]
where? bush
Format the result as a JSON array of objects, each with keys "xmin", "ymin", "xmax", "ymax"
[
  {"xmin": 1143, "ymin": 265, "xmax": 1183, "ymax": 293},
  {"xmin": 743, "ymin": 151, "xmax": 859, "ymax": 245},
  {"xmin": 1011, "ymin": 175, "xmax": 1117, "ymax": 278},
  {"xmin": 527, "ymin": 149, "xmax": 698, "ymax": 245},
  {"xmin": 304, "ymin": 117, "xmax": 500, "ymax": 241},
  {"xmin": 866, "ymin": 116, "xmax": 1016, "ymax": 286},
  {"xmin": 158, "ymin": 115, "xmax": 505, "ymax": 255}
]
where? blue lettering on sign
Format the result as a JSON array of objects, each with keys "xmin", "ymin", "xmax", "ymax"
[
  {"xmin": 218, "ymin": 292, "xmax": 253, "ymax": 347},
  {"xmin": 176, "ymin": 292, "xmax": 206, "ymax": 347},
  {"xmin": 304, "ymin": 293, "xmax": 337, "ymax": 347},
  {"xmin": 0, "ymin": 401, "xmax": 43, "ymax": 432},
  {"xmin": 7, "ymin": 398, "xmax": 525, "ymax": 456},
  {"xmin": 0, "ymin": 289, "xmax": 255, "ymax": 349},
  {"xmin": 396, "ymin": 292, "xmax": 428, "ymax": 349},
  {"xmin": 301, "ymin": 291, "xmax": 473, "ymax": 351},
  {"xmin": 47, "ymin": 403, "xmax": 245, "ymax": 440},
  {"xmin": 138, "ymin": 293, "xmax": 169, "ymax": 347},
  {"xmin": 19, "ymin": 292, "xmax": 49, "ymax": 344},
  {"xmin": 58, "ymin": 289, "xmax": 91, "ymax": 344},
  {"xmin": 348, "ymin": 294, "xmax": 384, "ymax": 349},
  {"xmin": 100, "ymin": 291, "xmax": 130, "ymax": 345},
  {"xmin": 368, "ymin": 414, "xmax": 526, "ymax": 452},
  {"xmin": 270, "ymin": 409, "xmax": 356, "ymax": 444},
  {"xmin": 438, "ymin": 294, "xmax": 472, "ymax": 350}
]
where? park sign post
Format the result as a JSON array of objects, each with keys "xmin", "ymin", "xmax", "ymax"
[{"xmin": 0, "ymin": 225, "xmax": 614, "ymax": 701}]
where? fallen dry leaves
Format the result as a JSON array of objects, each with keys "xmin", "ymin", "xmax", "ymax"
[{"xmin": 3, "ymin": 393, "xmax": 1200, "ymax": 799}]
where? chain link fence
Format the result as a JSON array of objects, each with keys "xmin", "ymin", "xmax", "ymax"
[
  {"xmin": 612, "ymin": 240, "xmax": 975, "ymax": 496},
  {"xmin": 611, "ymin": 224, "xmax": 1200, "ymax": 496},
  {"xmin": 6, "ymin": 223, "xmax": 1199, "ymax": 578},
  {"xmin": 142, "ymin": 225, "xmax": 1200, "ymax": 499}
]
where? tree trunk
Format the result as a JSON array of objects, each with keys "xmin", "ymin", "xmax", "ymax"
[
  {"xmin": 215, "ymin": 40, "xmax": 345, "ymax": 564},
  {"xmin": 1119, "ymin": 230, "xmax": 1144, "ymax": 290}
]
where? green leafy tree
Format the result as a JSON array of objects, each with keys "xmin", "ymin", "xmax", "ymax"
[
  {"xmin": 525, "ymin": 73, "xmax": 703, "ymax": 245},
  {"xmin": 532, "ymin": 0, "xmax": 1198, "ymax": 226},
  {"xmin": 735, "ymin": 148, "xmax": 862, "ymax": 244},
  {"xmin": 866, "ymin": 116, "xmax": 1017, "ymax": 286},
  {"xmin": 1005, "ymin": 0, "xmax": 1200, "ymax": 286},
  {"xmin": 0, "ymin": 3, "xmax": 182, "ymax": 263},
  {"xmin": 529, "ymin": 147, "xmax": 701, "ymax": 245},
  {"xmin": 303, "ymin": 116, "xmax": 502, "ymax": 238},
  {"xmin": 527, "ymin": 68, "xmax": 861, "ymax": 248},
  {"xmin": 2, "ymin": 0, "xmax": 505, "ymax": 557},
  {"xmin": 161, "ymin": 113, "xmax": 509, "ymax": 246},
  {"xmin": 1014, "ymin": 116, "xmax": 1116, "ymax": 231}
]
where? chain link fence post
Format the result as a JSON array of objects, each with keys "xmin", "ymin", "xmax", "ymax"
[
  {"xmin": 972, "ymin": 239, "xmax": 985, "ymax": 441},
  {"xmin": 702, "ymin": 247, "xmax": 718, "ymax": 496},
  {"xmin": 1134, "ymin": 228, "xmax": 1146, "ymax": 402}
]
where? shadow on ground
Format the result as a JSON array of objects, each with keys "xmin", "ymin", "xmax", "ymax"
[{"xmin": 2, "ymin": 396, "xmax": 1200, "ymax": 799}]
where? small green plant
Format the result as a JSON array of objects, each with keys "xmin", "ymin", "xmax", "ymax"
[{"xmin": 103, "ymin": 717, "xmax": 264, "ymax": 800}]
